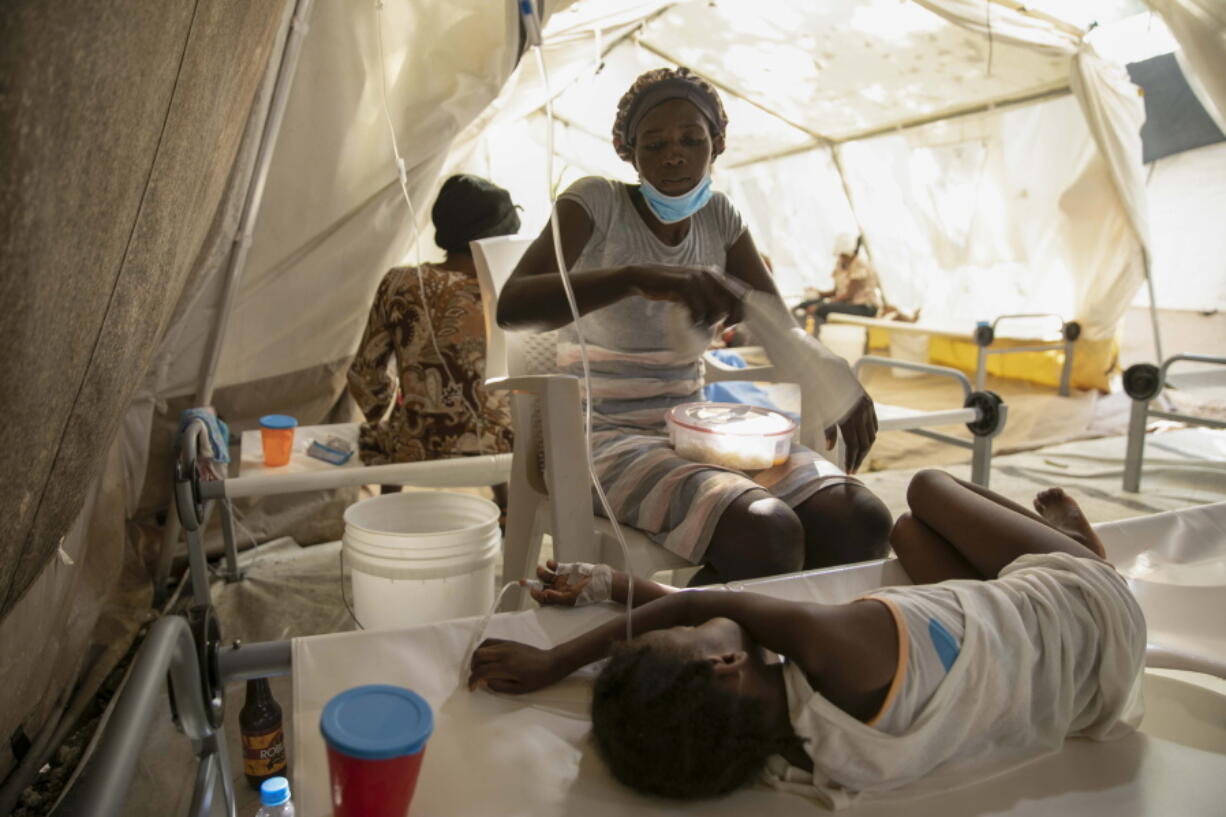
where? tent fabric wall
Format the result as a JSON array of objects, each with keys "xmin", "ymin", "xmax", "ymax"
[
  {"xmin": 1142, "ymin": 140, "xmax": 1226, "ymax": 311},
  {"xmin": 125, "ymin": 0, "xmax": 528, "ymax": 573},
  {"xmin": 1148, "ymin": 0, "xmax": 1226, "ymax": 132},
  {"xmin": 0, "ymin": 0, "xmax": 287, "ymax": 782}
]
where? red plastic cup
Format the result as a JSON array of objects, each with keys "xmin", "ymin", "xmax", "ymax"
[
  {"xmin": 321, "ymin": 685, "xmax": 433, "ymax": 817},
  {"xmin": 258, "ymin": 414, "xmax": 297, "ymax": 467}
]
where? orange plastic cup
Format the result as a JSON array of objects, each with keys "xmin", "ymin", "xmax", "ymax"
[{"xmin": 258, "ymin": 415, "xmax": 297, "ymax": 467}]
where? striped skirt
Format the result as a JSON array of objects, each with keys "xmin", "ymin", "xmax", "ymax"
[{"xmin": 590, "ymin": 426, "xmax": 860, "ymax": 563}]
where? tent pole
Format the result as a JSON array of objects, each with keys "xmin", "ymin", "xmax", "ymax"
[
  {"xmin": 829, "ymin": 143, "xmax": 874, "ymax": 260},
  {"xmin": 1143, "ymin": 252, "xmax": 1164, "ymax": 363},
  {"xmin": 195, "ymin": 0, "xmax": 315, "ymax": 407}
]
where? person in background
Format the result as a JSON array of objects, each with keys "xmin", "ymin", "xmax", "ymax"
[
  {"xmin": 795, "ymin": 234, "xmax": 917, "ymax": 330},
  {"xmin": 800, "ymin": 233, "xmax": 882, "ymax": 324},
  {"xmin": 497, "ymin": 67, "xmax": 890, "ymax": 585},
  {"xmin": 347, "ymin": 174, "xmax": 519, "ymax": 502}
]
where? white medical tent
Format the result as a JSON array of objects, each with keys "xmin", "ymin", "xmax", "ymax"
[{"xmin": 1, "ymin": 0, "xmax": 1222, "ymax": 799}]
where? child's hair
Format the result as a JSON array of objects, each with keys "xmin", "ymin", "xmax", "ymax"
[{"xmin": 591, "ymin": 642, "xmax": 794, "ymax": 799}]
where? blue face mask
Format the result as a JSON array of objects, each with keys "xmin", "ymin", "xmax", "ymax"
[{"xmin": 638, "ymin": 173, "xmax": 713, "ymax": 224}]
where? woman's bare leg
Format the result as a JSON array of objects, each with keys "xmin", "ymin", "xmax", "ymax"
[
  {"xmin": 890, "ymin": 511, "xmax": 983, "ymax": 584},
  {"xmin": 905, "ymin": 470, "xmax": 1100, "ymax": 578}
]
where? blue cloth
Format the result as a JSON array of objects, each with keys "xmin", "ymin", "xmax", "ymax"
[
  {"xmin": 928, "ymin": 617, "xmax": 961, "ymax": 672},
  {"xmin": 703, "ymin": 350, "xmax": 798, "ymax": 421},
  {"xmin": 178, "ymin": 408, "xmax": 230, "ymax": 464}
]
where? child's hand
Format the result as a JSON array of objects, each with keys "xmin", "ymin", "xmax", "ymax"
[
  {"xmin": 524, "ymin": 560, "xmax": 591, "ymax": 606},
  {"xmin": 467, "ymin": 638, "xmax": 560, "ymax": 693}
]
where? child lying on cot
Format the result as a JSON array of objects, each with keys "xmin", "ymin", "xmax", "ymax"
[{"xmin": 467, "ymin": 470, "xmax": 1146, "ymax": 808}]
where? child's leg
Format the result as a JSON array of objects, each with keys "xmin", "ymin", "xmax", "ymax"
[
  {"xmin": 939, "ymin": 476, "xmax": 1107, "ymax": 557},
  {"xmin": 905, "ymin": 470, "xmax": 1100, "ymax": 578},
  {"xmin": 890, "ymin": 512, "xmax": 983, "ymax": 584}
]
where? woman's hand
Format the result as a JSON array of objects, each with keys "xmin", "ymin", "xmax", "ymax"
[
  {"xmin": 468, "ymin": 638, "xmax": 563, "ymax": 693},
  {"xmin": 526, "ymin": 560, "xmax": 591, "ymax": 607},
  {"xmin": 631, "ymin": 264, "xmax": 743, "ymax": 326},
  {"xmin": 825, "ymin": 393, "xmax": 878, "ymax": 474}
]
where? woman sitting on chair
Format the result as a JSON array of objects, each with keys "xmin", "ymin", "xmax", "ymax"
[
  {"xmin": 497, "ymin": 68, "xmax": 891, "ymax": 584},
  {"xmin": 348, "ymin": 174, "xmax": 519, "ymax": 501}
]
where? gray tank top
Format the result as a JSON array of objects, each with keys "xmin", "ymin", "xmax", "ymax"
[{"xmin": 557, "ymin": 176, "xmax": 746, "ymax": 429}]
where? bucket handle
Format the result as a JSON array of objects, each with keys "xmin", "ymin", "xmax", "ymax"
[{"xmin": 340, "ymin": 547, "xmax": 365, "ymax": 630}]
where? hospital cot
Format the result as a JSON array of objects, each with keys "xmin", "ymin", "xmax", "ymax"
[
  {"xmin": 472, "ymin": 237, "xmax": 1009, "ymax": 606},
  {"xmin": 826, "ymin": 311, "xmax": 1080, "ymax": 396},
  {"xmin": 59, "ymin": 500, "xmax": 1226, "ymax": 817}
]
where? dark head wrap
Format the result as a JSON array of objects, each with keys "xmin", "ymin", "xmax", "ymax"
[
  {"xmin": 612, "ymin": 67, "xmax": 728, "ymax": 163},
  {"xmin": 431, "ymin": 174, "xmax": 521, "ymax": 255}
]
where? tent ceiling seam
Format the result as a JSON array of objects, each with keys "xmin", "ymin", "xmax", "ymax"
[
  {"xmin": 838, "ymin": 81, "xmax": 1072, "ymax": 143},
  {"xmin": 634, "ymin": 36, "xmax": 836, "ymax": 145},
  {"xmin": 524, "ymin": 4, "xmax": 675, "ymax": 122},
  {"xmin": 983, "ymin": 0, "xmax": 1086, "ymax": 37},
  {"xmin": 0, "ymin": 0, "xmax": 204, "ymax": 612},
  {"xmin": 724, "ymin": 82, "xmax": 1072, "ymax": 171}
]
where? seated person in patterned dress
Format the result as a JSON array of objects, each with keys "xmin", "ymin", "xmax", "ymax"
[{"xmin": 347, "ymin": 174, "xmax": 519, "ymax": 502}]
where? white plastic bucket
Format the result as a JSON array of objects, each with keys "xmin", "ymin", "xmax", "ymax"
[
  {"xmin": 342, "ymin": 491, "xmax": 500, "ymax": 630},
  {"xmin": 819, "ymin": 324, "xmax": 866, "ymax": 366},
  {"xmin": 888, "ymin": 332, "xmax": 930, "ymax": 378}
]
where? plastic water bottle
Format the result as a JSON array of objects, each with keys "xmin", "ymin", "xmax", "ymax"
[{"xmin": 255, "ymin": 777, "xmax": 294, "ymax": 817}]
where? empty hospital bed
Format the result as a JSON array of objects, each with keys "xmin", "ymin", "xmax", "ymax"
[{"xmin": 826, "ymin": 312, "xmax": 1080, "ymax": 396}]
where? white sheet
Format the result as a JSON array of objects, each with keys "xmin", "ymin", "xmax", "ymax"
[{"xmin": 292, "ymin": 501, "xmax": 1226, "ymax": 816}]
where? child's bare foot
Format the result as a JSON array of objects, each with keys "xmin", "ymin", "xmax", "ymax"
[{"xmin": 1033, "ymin": 488, "xmax": 1106, "ymax": 558}]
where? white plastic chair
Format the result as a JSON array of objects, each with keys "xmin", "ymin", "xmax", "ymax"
[
  {"xmin": 472, "ymin": 237, "xmax": 693, "ymax": 606},
  {"xmin": 472, "ymin": 238, "xmax": 984, "ymax": 603}
]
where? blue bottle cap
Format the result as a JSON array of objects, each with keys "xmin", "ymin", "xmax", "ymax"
[
  {"xmin": 320, "ymin": 685, "xmax": 433, "ymax": 760},
  {"xmin": 259, "ymin": 414, "xmax": 298, "ymax": 430},
  {"xmin": 260, "ymin": 776, "xmax": 290, "ymax": 806}
]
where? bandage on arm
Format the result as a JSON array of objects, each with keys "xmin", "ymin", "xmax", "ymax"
[
  {"xmin": 549, "ymin": 563, "xmax": 677, "ymax": 607},
  {"xmin": 551, "ymin": 562, "xmax": 614, "ymax": 605}
]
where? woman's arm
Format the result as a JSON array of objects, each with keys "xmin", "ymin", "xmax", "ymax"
[
  {"xmin": 497, "ymin": 199, "xmax": 742, "ymax": 332},
  {"xmin": 724, "ymin": 228, "xmax": 781, "ymax": 299}
]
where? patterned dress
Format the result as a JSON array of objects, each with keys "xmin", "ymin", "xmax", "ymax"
[{"xmin": 347, "ymin": 265, "xmax": 513, "ymax": 465}]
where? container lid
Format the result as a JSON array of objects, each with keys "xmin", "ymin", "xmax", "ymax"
[
  {"xmin": 320, "ymin": 685, "xmax": 433, "ymax": 760},
  {"xmin": 259, "ymin": 414, "xmax": 298, "ymax": 430},
  {"xmin": 667, "ymin": 402, "xmax": 795, "ymax": 437},
  {"xmin": 260, "ymin": 776, "xmax": 290, "ymax": 806}
]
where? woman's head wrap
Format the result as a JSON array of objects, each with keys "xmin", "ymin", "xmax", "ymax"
[
  {"xmin": 611, "ymin": 67, "xmax": 728, "ymax": 163},
  {"xmin": 431, "ymin": 174, "xmax": 521, "ymax": 255}
]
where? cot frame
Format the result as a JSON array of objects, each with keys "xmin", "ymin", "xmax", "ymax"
[
  {"xmin": 1122, "ymin": 354, "xmax": 1226, "ymax": 492},
  {"xmin": 827, "ymin": 312, "xmax": 1079, "ymax": 396}
]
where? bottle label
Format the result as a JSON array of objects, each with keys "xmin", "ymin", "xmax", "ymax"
[{"xmin": 242, "ymin": 725, "xmax": 287, "ymax": 778}]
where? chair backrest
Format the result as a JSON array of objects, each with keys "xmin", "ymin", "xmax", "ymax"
[
  {"xmin": 471, "ymin": 236, "xmax": 532, "ymax": 381},
  {"xmin": 471, "ymin": 236, "xmax": 560, "ymax": 380}
]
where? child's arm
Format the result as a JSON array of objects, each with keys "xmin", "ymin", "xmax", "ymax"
[
  {"xmin": 469, "ymin": 589, "xmax": 896, "ymax": 700},
  {"xmin": 527, "ymin": 561, "xmax": 675, "ymax": 608}
]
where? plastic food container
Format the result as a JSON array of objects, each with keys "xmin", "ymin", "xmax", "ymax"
[{"xmin": 667, "ymin": 402, "xmax": 795, "ymax": 470}]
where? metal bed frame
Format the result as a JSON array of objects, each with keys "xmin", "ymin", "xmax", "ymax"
[
  {"xmin": 851, "ymin": 355, "xmax": 1008, "ymax": 488},
  {"xmin": 1122, "ymin": 353, "xmax": 1226, "ymax": 493},
  {"xmin": 827, "ymin": 312, "xmax": 1080, "ymax": 396}
]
